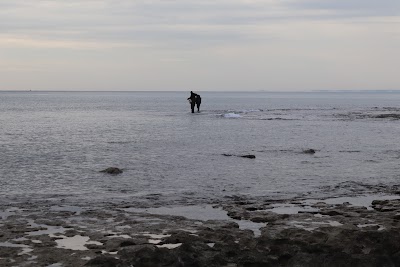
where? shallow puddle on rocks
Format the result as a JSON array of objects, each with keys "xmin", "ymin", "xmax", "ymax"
[
  {"xmin": 141, "ymin": 233, "xmax": 171, "ymax": 244},
  {"xmin": 125, "ymin": 205, "xmax": 265, "ymax": 237},
  {"xmin": 0, "ymin": 242, "xmax": 33, "ymax": 256},
  {"xmin": 55, "ymin": 235, "xmax": 102, "ymax": 250},
  {"xmin": 268, "ymin": 204, "xmax": 320, "ymax": 214},
  {"xmin": 289, "ymin": 220, "xmax": 343, "ymax": 231},
  {"xmin": 27, "ymin": 221, "xmax": 67, "ymax": 237},
  {"xmin": 157, "ymin": 243, "xmax": 182, "ymax": 249},
  {"xmin": 0, "ymin": 207, "xmax": 23, "ymax": 220}
]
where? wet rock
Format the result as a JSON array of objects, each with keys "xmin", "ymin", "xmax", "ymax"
[
  {"xmin": 106, "ymin": 238, "xmax": 147, "ymax": 251},
  {"xmin": 119, "ymin": 239, "xmax": 138, "ymax": 247},
  {"xmin": 372, "ymin": 200, "xmax": 389, "ymax": 206},
  {"xmin": 303, "ymin": 149, "xmax": 316, "ymax": 154},
  {"xmin": 227, "ymin": 211, "xmax": 242, "ymax": 220},
  {"xmin": 311, "ymin": 202, "xmax": 328, "ymax": 208},
  {"xmin": 85, "ymin": 255, "xmax": 122, "ymax": 267},
  {"xmin": 221, "ymin": 222, "xmax": 240, "ymax": 229},
  {"xmin": 250, "ymin": 212, "xmax": 282, "ymax": 223},
  {"xmin": 100, "ymin": 167, "xmax": 123, "ymax": 175},
  {"xmin": 250, "ymin": 217, "xmax": 270, "ymax": 223},
  {"xmin": 164, "ymin": 231, "xmax": 204, "ymax": 244},
  {"xmin": 321, "ymin": 210, "xmax": 343, "ymax": 216},
  {"xmin": 176, "ymin": 241, "xmax": 225, "ymax": 267},
  {"xmin": 119, "ymin": 244, "xmax": 177, "ymax": 266},
  {"xmin": 86, "ymin": 244, "xmax": 105, "ymax": 250},
  {"xmin": 64, "ymin": 229, "xmax": 79, "ymax": 237},
  {"xmin": 372, "ymin": 199, "xmax": 400, "ymax": 212}
]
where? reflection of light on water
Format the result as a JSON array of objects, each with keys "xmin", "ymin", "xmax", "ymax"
[
  {"xmin": 223, "ymin": 113, "xmax": 241, "ymax": 118},
  {"xmin": 157, "ymin": 243, "xmax": 182, "ymax": 249},
  {"xmin": 289, "ymin": 220, "xmax": 343, "ymax": 231},
  {"xmin": 55, "ymin": 235, "xmax": 102, "ymax": 251},
  {"xmin": 27, "ymin": 219, "xmax": 67, "ymax": 237},
  {"xmin": 140, "ymin": 232, "xmax": 171, "ymax": 244}
]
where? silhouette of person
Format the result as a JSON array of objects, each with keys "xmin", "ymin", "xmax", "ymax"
[
  {"xmin": 195, "ymin": 94, "xmax": 201, "ymax": 112},
  {"xmin": 187, "ymin": 91, "xmax": 198, "ymax": 113}
]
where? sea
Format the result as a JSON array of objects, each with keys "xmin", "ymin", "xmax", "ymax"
[{"xmin": 1, "ymin": 91, "xmax": 400, "ymax": 206}]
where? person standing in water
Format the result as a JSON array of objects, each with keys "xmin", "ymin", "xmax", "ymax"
[
  {"xmin": 195, "ymin": 94, "xmax": 201, "ymax": 112},
  {"xmin": 187, "ymin": 91, "xmax": 198, "ymax": 113}
]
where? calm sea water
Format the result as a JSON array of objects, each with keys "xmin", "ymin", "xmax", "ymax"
[{"xmin": 1, "ymin": 91, "xmax": 400, "ymax": 204}]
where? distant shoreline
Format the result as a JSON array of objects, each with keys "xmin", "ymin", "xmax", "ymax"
[{"xmin": 1, "ymin": 90, "xmax": 400, "ymax": 94}]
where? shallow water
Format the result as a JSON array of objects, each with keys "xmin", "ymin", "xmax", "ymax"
[
  {"xmin": 125, "ymin": 205, "xmax": 266, "ymax": 236},
  {"xmin": 1, "ymin": 91, "xmax": 400, "ymax": 205}
]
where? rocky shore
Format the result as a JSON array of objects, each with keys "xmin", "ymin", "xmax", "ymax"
[{"xmin": 2, "ymin": 190, "xmax": 400, "ymax": 267}]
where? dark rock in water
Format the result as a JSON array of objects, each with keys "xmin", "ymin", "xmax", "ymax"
[
  {"xmin": 240, "ymin": 155, "xmax": 256, "ymax": 159},
  {"xmin": 303, "ymin": 149, "xmax": 316, "ymax": 154},
  {"xmin": 373, "ymin": 114, "xmax": 400, "ymax": 119},
  {"xmin": 164, "ymin": 230, "xmax": 205, "ymax": 244},
  {"xmin": 86, "ymin": 244, "xmax": 105, "ymax": 250},
  {"xmin": 222, "ymin": 154, "xmax": 256, "ymax": 159},
  {"xmin": 85, "ymin": 255, "xmax": 121, "ymax": 267},
  {"xmin": 320, "ymin": 210, "xmax": 342, "ymax": 216},
  {"xmin": 100, "ymin": 167, "xmax": 123, "ymax": 175},
  {"xmin": 119, "ymin": 240, "xmax": 138, "ymax": 247},
  {"xmin": 119, "ymin": 244, "xmax": 177, "ymax": 266}
]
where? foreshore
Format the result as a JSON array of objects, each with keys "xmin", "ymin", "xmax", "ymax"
[{"xmin": 1, "ymin": 186, "xmax": 400, "ymax": 267}]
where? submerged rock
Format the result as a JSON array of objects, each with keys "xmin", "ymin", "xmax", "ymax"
[
  {"xmin": 100, "ymin": 167, "xmax": 123, "ymax": 175},
  {"xmin": 373, "ymin": 114, "xmax": 400, "ymax": 119},
  {"xmin": 222, "ymin": 154, "xmax": 256, "ymax": 159},
  {"xmin": 240, "ymin": 155, "xmax": 256, "ymax": 159},
  {"xmin": 303, "ymin": 149, "xmax": 316, "ymax": 154}
]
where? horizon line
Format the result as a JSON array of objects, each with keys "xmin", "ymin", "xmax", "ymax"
[{"xmin": 1, "ymin": 89, "xmax": 400, "ymax": 93}]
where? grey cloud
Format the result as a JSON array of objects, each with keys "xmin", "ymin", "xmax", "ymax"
[
  {"xmin": 0, "ymin": 0, "xmax": 279, "ymax": 48},
  {"xmin": 288, "ymin": 0, "xmax": 400, "ymax": 16},
  {"xmin": 1, "ymin": 0, "xmax": 399, "ymax": 50}
]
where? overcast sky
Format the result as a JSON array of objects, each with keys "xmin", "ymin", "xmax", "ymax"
[{"xmin": 1, "ymin": 0, "xmax": 399, "ymax": 91}]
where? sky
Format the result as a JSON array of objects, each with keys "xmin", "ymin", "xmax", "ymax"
[{"xmin": 0, "ymin": 0, "xmax": 399, "ymax": 91}]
